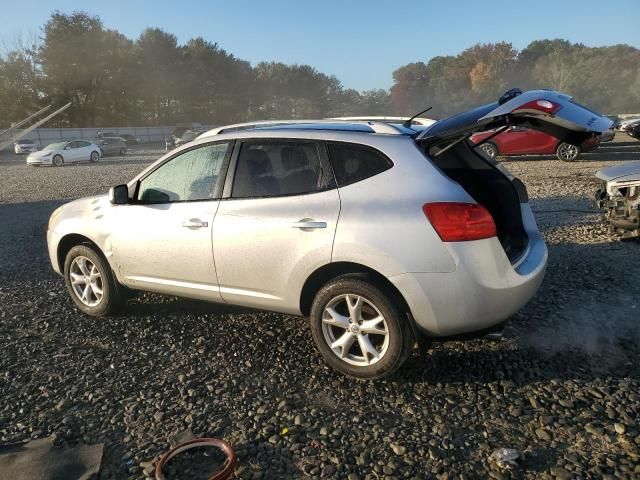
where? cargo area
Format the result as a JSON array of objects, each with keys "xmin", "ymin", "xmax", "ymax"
[{"xmin": 421, "ymin": 139, "xmax": 529, "ymax": 262}]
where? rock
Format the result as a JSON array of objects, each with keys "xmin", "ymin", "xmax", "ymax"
[
  {"xmin": 540, "ymin": 415, "xmax": 554, "ymax": 426},
  {"xmin": 614, "ymin": 423, "xmax": 626, "ymax": 435},
  {"xmin": 391, "ymin": 444, "xmax": 406, "ymax": 455},
  {"xmin": 585, "ymin": 424, "xmax": 604, "ymax": 436},
  {"xmin": 321, "ymin": 465, "xmax": 335, "ymax": 477},
  {"xmin": 550, "ymin": 466, "xmax": 572, "ymax": 479},
  {"xmin": 558, "ymin": 399, "xmax": 574, "ymax": 408},
  {"xmin": 536, "ymin": 428, "xmax": 552, "ymax": 441}
]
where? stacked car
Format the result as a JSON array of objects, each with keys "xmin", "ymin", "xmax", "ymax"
[
  {"xmin": 623, "ymin": 119, "xmax": 640, "ymax": 140},
  {"xmin": 471, "ymin": 127, "xmax": 601, "ymax": 161}
]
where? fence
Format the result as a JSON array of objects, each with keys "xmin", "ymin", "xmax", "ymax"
[{"xmin": 4, "ymin": 126, "xmax": 177, "ymax": 148}]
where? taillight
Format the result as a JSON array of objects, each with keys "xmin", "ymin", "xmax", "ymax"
[
  {"xmin": 423, "ymin": 202, "xmax": 497, "ymax": 242},
  {"xmin": 511, "ymin": 99, "xmax": 561, "ymax": 115}
]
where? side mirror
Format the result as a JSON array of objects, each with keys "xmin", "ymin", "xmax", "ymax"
[{"xmin": 109, "ymin": 184, "xmax": 129, "ymax": 205}]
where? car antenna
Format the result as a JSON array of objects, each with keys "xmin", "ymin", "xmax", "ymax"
[{"xmin": 403, "ymin": 106, "xmax": 433, "ymax": 128}]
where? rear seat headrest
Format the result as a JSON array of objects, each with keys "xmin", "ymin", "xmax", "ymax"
[{"xmin": 281, "ymin": 146, "xmax": 309, "ymax": 170}]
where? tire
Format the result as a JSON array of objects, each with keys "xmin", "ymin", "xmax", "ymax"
[
  {"xmin": 63, "ymin": 244, "xmax": 124, "ymax": 316},
  {"xmin": 90, "ymin": 151, "xmax": 100, "ymax": 162},
  {"xmin": 479, "ymin": 142, "xmax": 498, "ymax": 159},
  {"xmin": 119, "ymin": 147, "xmax": 127, "ymax": 156},
  {"xmin": 309, "ymin": 276, "xmax": 414, "ymax": 379},
  {"xmin": 53, "ymin": 154, "xmax": 64, "ymax": 167},
  {"xmin": 556, "ymin": 142, "xmax": 581, "ymax": 161}
]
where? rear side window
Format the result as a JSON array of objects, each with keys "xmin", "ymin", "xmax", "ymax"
[
  {"xmin": 327, "ymin": 143, "xmax": 393, "ymax": 187},
  {"xmin": 232, "ymin": 140, "xmax": 334, "ymax": 198}
]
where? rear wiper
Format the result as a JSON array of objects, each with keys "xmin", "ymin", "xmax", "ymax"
[{"xmin": 403, "ymin": 106, "xmax": 433, "ymax": 129}]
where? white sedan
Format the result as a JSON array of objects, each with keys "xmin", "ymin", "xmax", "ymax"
[{"xmin": 27, "ymin": 141, "xmax": 101, "ymax": 166}]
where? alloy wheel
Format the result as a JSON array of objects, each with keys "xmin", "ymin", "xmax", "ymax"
[
  {"xmin": 90, "ymin": 151, "xmax": 99, "ymax": 162},
  {"xmin": 558, "ymin": 143, "xmax": 579, "ymax": 161},
  {"xmin": 69, "ymin": 256, "xmax": 104, "ymax": 307},
  {"xmin": 321, "ymin": 294, "xmax": 389, "ymax": 366},
  {"xmin": 480, "ymin": 143, "xmax": 497, "ymax": 158},
  {"xmin": 53, "ymin": 155, "xmax": 64, "ymax": 166}
]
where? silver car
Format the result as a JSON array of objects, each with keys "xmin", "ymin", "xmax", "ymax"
[
  {"xmin": 46, "ymin": 90, "xmax": 612, "ymax": 379},
  {"xmin": 97, "ymin": 136, "xmax": 128, "ymax": 156}
]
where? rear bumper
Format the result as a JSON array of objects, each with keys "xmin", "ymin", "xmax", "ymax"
[{"xmin": 390, "ymin": 204, "xmax": 547, "ymax": 336}]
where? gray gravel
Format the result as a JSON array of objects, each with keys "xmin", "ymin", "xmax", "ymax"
[{"xmin": 1, "ymin": 138, "xmax": 639, "ymax": 479}]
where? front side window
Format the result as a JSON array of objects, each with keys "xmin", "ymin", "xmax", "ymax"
[
  {"xmin": 232, "ymin": 140, "xmax": 333, "ymax": 198},
  {"xmin": 138, "ymin": 142, "xmax": 230, "ymax": 203},
  {"xmin": 327, "ymin": 142, "xmax": 393, "ymax": 187}
]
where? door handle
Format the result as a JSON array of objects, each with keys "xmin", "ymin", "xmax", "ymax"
[
  {"xmin": 182, "ymin": 218, "xmax": 208, "ymax": 228},
  {"xmin": 291, "ymin": 220, "xmax": 327, "ymax": 229}
]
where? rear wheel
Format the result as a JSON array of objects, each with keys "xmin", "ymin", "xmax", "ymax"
[
  {"xmin": 63, "ymin": 245, "xmax": 124, "ymax": 316},
  {"xmin": 119, "ymin": 147, "xmax": 127, "ymax": 156},
  {"xmin": 53, "ymin": 154, "xmax": 64, "ymax": 167},
  {"xmin": 556, "ymin": 142, "xmax": 581, "ymax": 161},
  {"xmin": 479, "ymin": 142, "xmax": 498, "ymax": 159},
  {"xmin": 90, "ymin": 151, "xmax": 100, "ymax": 162},
  {"xmin": 309, "ymin": 277, "xmax": 413, "ymax": 379}
]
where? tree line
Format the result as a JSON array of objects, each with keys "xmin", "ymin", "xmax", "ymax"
[{"xmin": 1, "ymin": 11, "xmax": 639, "ymax": 128}]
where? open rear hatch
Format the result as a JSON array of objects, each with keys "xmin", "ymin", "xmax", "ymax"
[{"xmin": 416, "ymin": 89, "xmax": 613, "ymax": 263}]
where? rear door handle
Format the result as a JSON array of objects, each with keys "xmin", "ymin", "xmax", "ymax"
[
  {"xmin": 292, "ymin": 220, "xmax": 327, "ymax": 229},
  {"xmin": 182, "ymin": 218, "xmax": 208, "ymax": 228}
]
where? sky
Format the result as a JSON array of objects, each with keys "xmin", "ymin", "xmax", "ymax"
[{"xmin": 1, "ymin": 0, "xmax": 639, "ymax": 91}]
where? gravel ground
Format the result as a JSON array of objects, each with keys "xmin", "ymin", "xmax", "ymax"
[{"xmin": 1, "ymin": 138, "xmax": 639, "ymax": 479}]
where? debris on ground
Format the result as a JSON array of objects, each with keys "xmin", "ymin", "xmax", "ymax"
[{"xmin": 0, "ymin": 436, "xmax": 104, "ymax": 480}]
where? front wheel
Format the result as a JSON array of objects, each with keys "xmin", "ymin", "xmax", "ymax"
[
  {"xmin": 556, "ymin": 142, "xmax": 581, "ymax": 161},
  {"xmin": 309, "ymin": 277, "xmax": 414, "ymax": 379},
  {"xmin": 63, "ymin": 245, "xmax": 124, "ymax": 316},
  {"xmin": 53, "ymin": 154, "xmax": 64, "ymax": 167},
  {"xmin": 90, "ymin": 151, "xmax": 100, "ymax": 162},
  {"xmin": 119, "ymin": 147, "xmax": 126, "ymax": 156}
]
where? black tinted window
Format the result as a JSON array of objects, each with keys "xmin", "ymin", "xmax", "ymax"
[
  {"xmin": 232, "ymin": 141, "xmax": 333, "ymax": 198},
  {"xmin": 327, "ymin": 143, "xmax": 393, "ymax": 186}
]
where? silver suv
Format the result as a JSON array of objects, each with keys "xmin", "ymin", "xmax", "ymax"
[{"xmin": 47, "ymin": 90, "xmax": 612, "ymax": 379}]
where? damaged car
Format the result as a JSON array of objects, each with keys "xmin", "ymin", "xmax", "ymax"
[
  {"xmin": 595, "ymin": 161, "xmax": 640, "ymax": 237},
  {"xmin": 47, "ymin": 89, "xmax": 611, "ymax": 379}
]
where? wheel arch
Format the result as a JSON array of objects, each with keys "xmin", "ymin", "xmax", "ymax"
[
  {"xmin": 57, "ymin": 233, "xmax": 106, "ymax": 273},
  {"xmin": 299, "ymin": 261, "xmax": 411, "ymax": 318}
]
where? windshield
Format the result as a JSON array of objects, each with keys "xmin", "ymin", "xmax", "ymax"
[
  {"xmin": 43, "ymin": 142, "xmax": 66, "ymax": 151},
  {"xmin": 181, "ymin": 131, "xmax": 199, "ymax": 141},
  {"xmin": 17, "ymin": 139, "xmax": 34, "ymax": 145}
]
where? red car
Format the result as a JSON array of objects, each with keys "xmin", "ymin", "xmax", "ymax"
[{"xmin": 471, "ymin": 126, "xmax": 600, "ymax": 161}]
